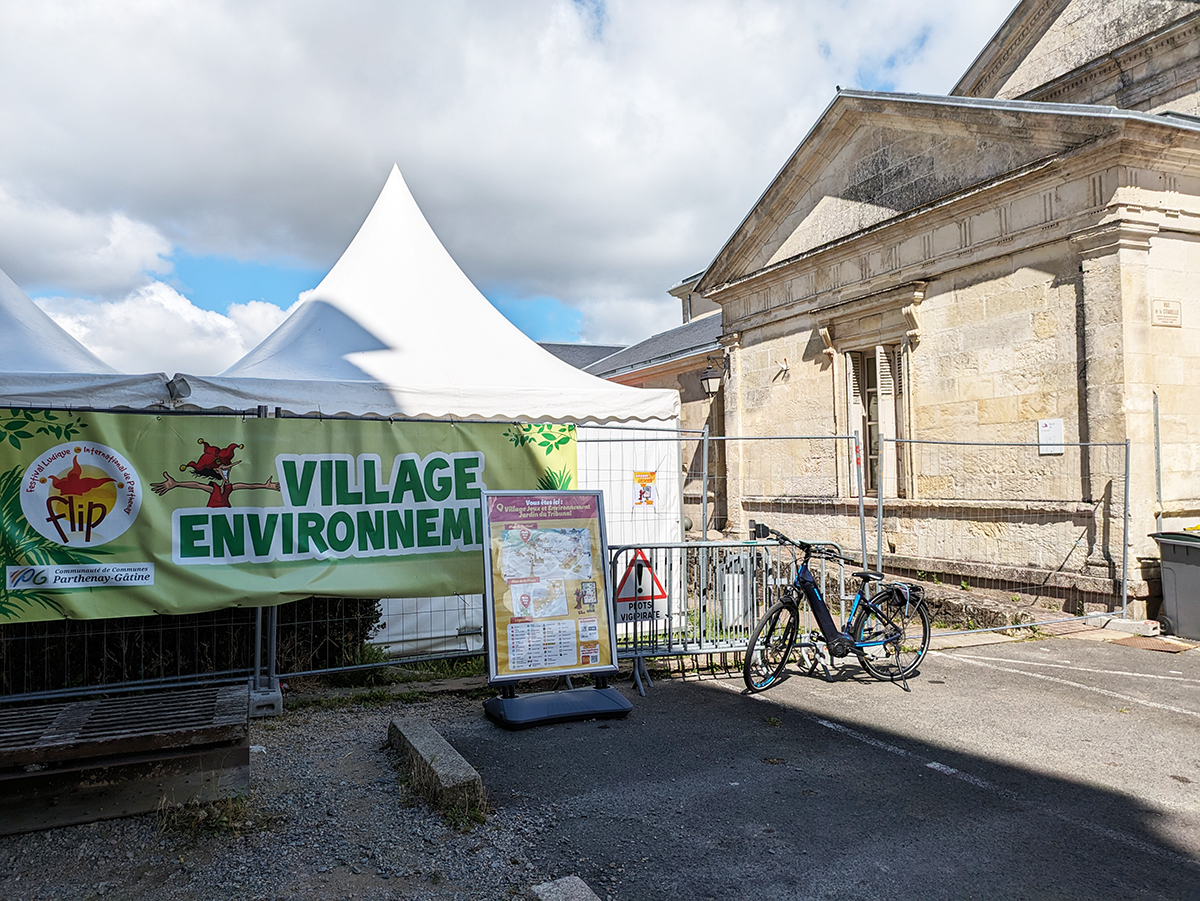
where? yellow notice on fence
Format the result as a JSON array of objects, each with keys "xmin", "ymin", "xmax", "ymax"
[
  {"xmin": 482, "ymin": 490, "xmax": 617, "ymax": 683},
  {"xmin": 632, "ymin": 471, "xmax": 657, "ymax": 507}
]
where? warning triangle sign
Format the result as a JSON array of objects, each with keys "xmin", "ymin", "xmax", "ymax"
[{"xmin": 614, "ymin": 549, "xmax": 668, "ymax": 601}]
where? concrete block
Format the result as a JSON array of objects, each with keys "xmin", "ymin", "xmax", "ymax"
[
  {"xmin": 528, "ymin": 875, "xmax": 603, "ymax": 901},
  {"xmin": 1084, "ymin": 615, "xmax": 1161, "ymax": 636},
  {"xmin": 388, "ymin": 718, "xmax": 482, "ymax": 811}
]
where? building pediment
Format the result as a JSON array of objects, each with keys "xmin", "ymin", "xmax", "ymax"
[
  {"xmin": 696, "ymin": 92, "xmax": 1121, "ymax": 295},
  {"xmin": 953, "ymin": 0, "xmax": 1200, "ymax": 101}
]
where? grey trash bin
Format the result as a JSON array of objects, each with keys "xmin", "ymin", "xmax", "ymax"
[{"xmin": 1150, "ymin": 532, "xmax": 1200, "ymax": 640}]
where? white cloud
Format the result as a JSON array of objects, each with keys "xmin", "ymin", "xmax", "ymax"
[
  {"xmin": 577, "ymin": 295, "xmax": 681, "ymax": 347},
  {"xmin": 0, "ymin": 186, "xmax": 171, "ymax": 297},
  {"xmin": 36, "ymin": 284, "xmax": 292, "ymax": 375},
  {"xmin": 0, "ymin": 0, "xmax": 1016, "ymax": 353}
]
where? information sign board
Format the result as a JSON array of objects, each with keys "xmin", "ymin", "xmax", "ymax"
[{"xmin": 482, "ymin": 490, "xmax": 617, "ymax": 683}]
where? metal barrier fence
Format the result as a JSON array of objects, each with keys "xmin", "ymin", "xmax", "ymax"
[
  {"xmin": 608, "ymin": 538, "xmax": 856, "ymax": 690},
  {"xmin": 0, "ymin": 607, "xmax": 258, "ymax": 702},
  {"xmin": 0, "ymin": 597, "xmax": 391, "ymax": 702},
  {"xmin": 0, "ymin": 419, "xmax": 697, "ymax": 699},
  {"xmin": 688, "ymin": 433, "xmax": 869, "ymax": 562},
  {"xmin": 0, "ymin": 428, "xmax": 1133, "ymax": 701}
]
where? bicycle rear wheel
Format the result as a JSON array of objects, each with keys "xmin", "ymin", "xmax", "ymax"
[
  {"xmin": 852, "ymin": 589, "xmax": 930, "ymax": 681},
  {"xmin": 743, "ymin": 600, "xmax": 799, "ymax": 692}
]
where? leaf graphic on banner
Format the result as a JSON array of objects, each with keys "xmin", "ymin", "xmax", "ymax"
[
  {"xmin": 505, "ymin": 422, "xmax": 575, "ymax": 456},
  {"xmin": 0, "ymin": 409, "xmax": 86, "ymax": 451},
  {"xmin": 536, "ymin": 465, "xmax": 573, "ymax": 491}
]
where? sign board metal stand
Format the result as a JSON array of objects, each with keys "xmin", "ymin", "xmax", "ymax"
[
  {"xmin": 482, "ymin": 677, "xmax": 631, "ymax": 730},
  {"xmin": 480, "ymin": 490, "xmax": 631, "ymax": 730}
]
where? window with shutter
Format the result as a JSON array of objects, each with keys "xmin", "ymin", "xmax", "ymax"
[{"xmin": 846, "ymin": 344, "xmax": 904, "ymax": 496}]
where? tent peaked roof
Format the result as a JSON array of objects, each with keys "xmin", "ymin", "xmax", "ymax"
[
  {"xmin": 224, "ymin": 164, "xmax": 527, "ymax": 382},
  {"xmin": 0, "ymin": 265, "xmax": 117, "ymax": 374},
  {"xmin": 0, "ymin": 264, "xmax": 170, "ymax": 408},
  {"xmin": 180, "ymin": 166, "xmax": 677, "ymax": 422}
]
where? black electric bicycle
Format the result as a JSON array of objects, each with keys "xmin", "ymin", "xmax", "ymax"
[{"xmin": 742, "ymin": 523, "xmax": 930, "ymax": 692}]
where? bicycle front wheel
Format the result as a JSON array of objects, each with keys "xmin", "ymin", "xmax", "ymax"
[
  {"xmin": 852, "ymin": 589, "xmax": 930, "ymax": 681},
  {"xmin": 743, "ymin": 600, "xmax": 799, "ymax": 692}
]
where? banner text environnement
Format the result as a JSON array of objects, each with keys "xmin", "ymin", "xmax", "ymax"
[{"xmin": 0, "ymin": 410, "xmax": 576, "ymax": 623}]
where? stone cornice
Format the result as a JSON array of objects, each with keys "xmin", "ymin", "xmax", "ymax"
[
  {"xmin": 1020, "ymin": 13, "xmax": 1200, "ymax": 106},
  {"xmin": 1069, "ymin": 220, "xmax": 1159, "ymax": 259},
  {"xmin": 953, "ymin": 0, "xmax": 1060, "ymax": 99},
  {"xmin": 703, "ymin": 153, "xmax": 1066, "ymax": 302},
  {"xmin": 707, "ymin": 128, "xmax": 1200, "ymax": 320},
  {"xmin": 813, "ymin": 282, "xmax": 927, "ymax": 352}
]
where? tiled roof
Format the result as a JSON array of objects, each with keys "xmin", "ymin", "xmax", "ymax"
[
  {"xmin": 584, "ymin": 314, "xmax": 722, "ymax": 378},
  {"xmin": 538, "ymin": 343, "xmax": 628, "ymax": 370}
]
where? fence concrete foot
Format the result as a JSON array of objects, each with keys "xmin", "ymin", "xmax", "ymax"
[{"xmin": 249, "ymin": 686, "xmax": 283, "ymax": 718}]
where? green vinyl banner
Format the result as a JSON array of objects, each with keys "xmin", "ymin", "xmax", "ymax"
[{"xmin": 0, "ymin": 410, "xmax": 576, "ymax": 623}]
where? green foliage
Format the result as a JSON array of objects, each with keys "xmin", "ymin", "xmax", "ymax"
[
  {"xmin": 503, "ymin": 422, "xmax": 575, "ymax": 455},
  {"xmin": 157, "ymin": 794, "xmax": 279, "ymax": 839},
  {"xmin": 397, "ymin": 763, "xmax": 489, "ymax": 833},
  {"xmin": 275, "ymin": 597, "xmax": 385, "ymax": 676},
  {"xmin": 416, "ymin": 655, "xmax": 486, "ymax": 679}
]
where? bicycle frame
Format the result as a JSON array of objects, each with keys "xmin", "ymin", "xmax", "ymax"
[
  {"xmin": 788, "ymin": 549, "xmax": 912, "ymax": 656},
  {"xmin": 792, "ymin": 559, "xmax": 851, "ymax": 647}
]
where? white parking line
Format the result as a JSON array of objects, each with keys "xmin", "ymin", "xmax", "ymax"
[
  {"xmin": 939, "ymin": 654, "xmax": 1200, "ymax": 719},
  {"xmin": 724, "ymin": 674, "xmax": 1198, "ymax": 868},
  {"xmin": 811, "ymin": 717, "xmax": 1198, "ymax": 869},
  {"xmin": 947, "ymin": 653, "xmax": 1200, "ymax": 684},
  {"xmin": 814, "ymin": 717, "xmax": 911, "ymax": 757}
]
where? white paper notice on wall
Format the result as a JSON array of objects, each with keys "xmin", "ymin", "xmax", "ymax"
[{"xmin": 1038, "ymin": 418, "xmax": 1064, "ymax": 456}]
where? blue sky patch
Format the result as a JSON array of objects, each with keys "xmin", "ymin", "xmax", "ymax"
[
  {"xmin": 487, "ymin": 292, "xmax": 582, "ymax": 343},
  {"xmin": 857, "ymin": 26, "xmax": 931, "ymax": 93},
  {"xmin": 170, "ymin": 252, "xmax": 324, "ymax": 313}
]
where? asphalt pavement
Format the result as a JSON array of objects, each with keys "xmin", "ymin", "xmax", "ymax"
[{"xmin": 443, "ymin": 633, "xmax": 1200, "ymax": 900}]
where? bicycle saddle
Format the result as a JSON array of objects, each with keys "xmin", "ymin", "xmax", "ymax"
[{"xmin": 854, "ymin": 571, "xmax": 885, "ymax": 582}]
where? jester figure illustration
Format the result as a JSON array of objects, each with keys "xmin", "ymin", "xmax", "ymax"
[{"xmin": 151, "ymin": 439, "xmax": 279, "ymax": 507}]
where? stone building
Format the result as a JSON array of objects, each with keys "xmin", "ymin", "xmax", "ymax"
[{"xmin": 689, "ymin": 0, "xmax": 1200, "ymax": 614}]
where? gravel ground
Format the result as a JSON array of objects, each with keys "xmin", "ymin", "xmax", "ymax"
[{"xmin": 0, "ymin": 690, "xmax": 570, "ymax": 901}]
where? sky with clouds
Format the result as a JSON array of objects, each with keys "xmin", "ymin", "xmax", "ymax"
[{"xmin": 0, "ymin": 0, "xmax": 1015, "ymax": 375}]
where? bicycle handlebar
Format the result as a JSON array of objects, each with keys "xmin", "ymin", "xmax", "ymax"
[{"xmin": 751, "ymin": 521, "xmax": 859, "ymax": 566}]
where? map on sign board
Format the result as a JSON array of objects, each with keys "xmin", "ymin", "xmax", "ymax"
[
  {"xmin": 508, "ymin": 579, "xmax": 569, "ymax": 619},
  {"xmin": 499, "ymin": 527, "xmax": 592, "ymax": 582}
]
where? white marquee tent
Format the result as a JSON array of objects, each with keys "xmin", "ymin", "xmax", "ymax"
[
  {"xmin": 173, "ymin": 165, "xmax": 679, "ymax": 424},
  {"xmin": 0, "ymin": 265, "xmax": 168, "ymax": 408},
  {"xmin": 168, "ymin": 166, "xmax": 683, "ymax": 657}
]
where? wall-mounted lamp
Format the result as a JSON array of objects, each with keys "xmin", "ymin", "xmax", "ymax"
[{"xmin": 700, "ymin": 355, "xmax": 724, "ymax": 396}]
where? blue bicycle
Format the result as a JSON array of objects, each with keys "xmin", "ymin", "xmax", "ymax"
[{"xmin": 742, "ymin": 523, "xmax": 930, "ymax": 692}]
